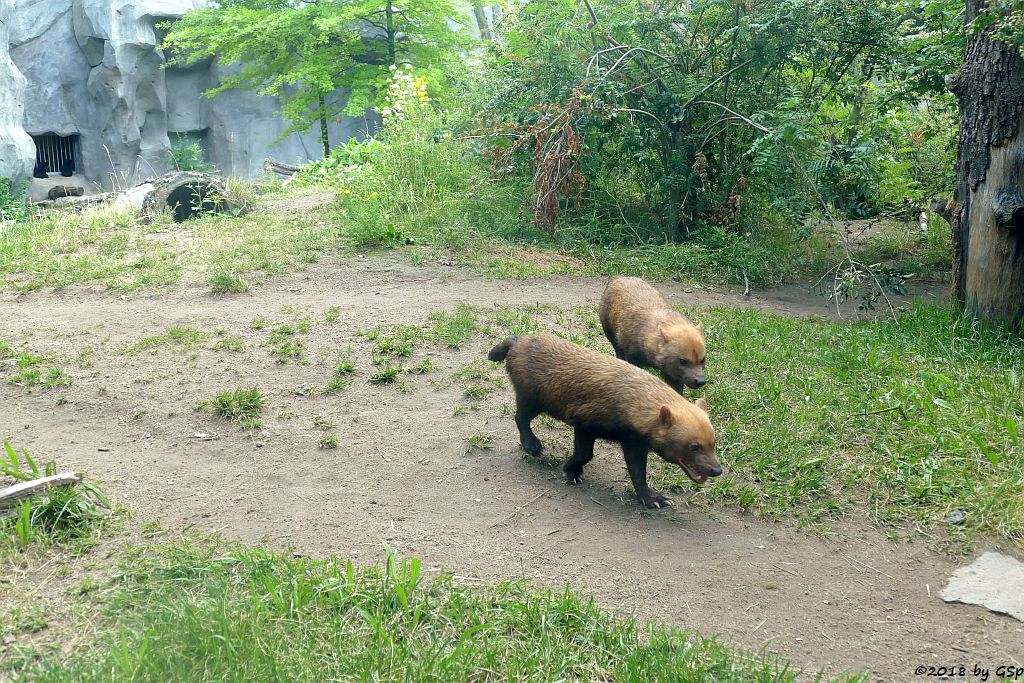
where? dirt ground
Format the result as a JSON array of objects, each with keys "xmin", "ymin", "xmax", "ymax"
[{"xmin": 2, "ymin": 255, "xmax": 1021, "ymax": 681}]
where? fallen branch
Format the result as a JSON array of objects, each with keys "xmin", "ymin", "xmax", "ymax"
[
  {"xmin": 0, "ymin": 472, "xmax": 82, "ymax": 509},
  {"xmin": 487, "ymin": 489, "xmax": 551, "ymax": 529},
  {"xmin": 262, "ymin": 158, "xmax": 303, "ymax": 177}
]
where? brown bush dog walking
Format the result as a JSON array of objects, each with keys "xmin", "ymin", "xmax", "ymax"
[
  {"xmin": 488, "ymin": 334, "xmax": 721, "ymax": 508},
  {"xmin": 598, "ymin": 276, "xmax": 707, "ymax": 392}
]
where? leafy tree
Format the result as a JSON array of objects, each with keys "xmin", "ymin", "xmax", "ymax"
[
  {"xmin": 480, "ymin": 0, "xmax": 902, "ymax": 240},
  {"xmin": 162, "ymin": 0, "xmax": 472, "ymax": 157}
]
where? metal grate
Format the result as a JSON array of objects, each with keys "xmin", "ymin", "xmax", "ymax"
[{"xmin": 32, "ymin": 133, "xmax": 80, "ymax": 175}]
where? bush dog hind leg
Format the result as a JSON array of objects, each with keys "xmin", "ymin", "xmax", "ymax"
[
  {"xmin": 515, "ymin": 395, "xmax": 544, "ymax": 456},
  {"xmin": 563, "ymin": 427, "xmax": 596, "ymax": 483}
]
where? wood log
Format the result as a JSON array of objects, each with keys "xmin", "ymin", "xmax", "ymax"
[
  {"xmin": 262, "ymin": 158, "xmax": 302, "ymax": 177},
  {"xmin": 47, "ymin": 186, "xmax": 85, "ymax": 200},
  {"xmin": 114, "ymin": 172, "xmax": 234, "ymax": 223},
  {"xmin": 0, "ymin": 472, "xmax": 82, "ymax": 509}
]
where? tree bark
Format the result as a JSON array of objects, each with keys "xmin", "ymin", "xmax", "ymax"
[
  {"xmin": 317, "ymin": 92, "xmax": 331, "ymax": 158},
  {"xmin": 473, "ymin": 3, "xmax": 494, "ymax": 41},
  {"xmin": 948, "ymin": 0, "xmax": 1024, "ymax": 329},
  {"xmin": 385, "ymin": 0, "xmax": 397, "ymax": 65}
]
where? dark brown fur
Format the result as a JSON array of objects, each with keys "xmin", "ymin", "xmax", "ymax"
[
  {"xmin": 488, "ymin": 334, "xmax": 720, "ymax": 508},
  {"xmin": 598, "ymin": 276, "xmax": 707, "ymax": 392}
]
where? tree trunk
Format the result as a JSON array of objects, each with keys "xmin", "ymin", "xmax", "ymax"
[
  {"xmin": 385, "ymin": 0, "xmax": 397, "ymax": 65},
  {"xmin": 317, "ymin": 93, "xmax": 331, "ymax": 158},
  {"xmin": 947, "ymin": 0, "xmax": 1024, "ymax": 330},
  {"xmin": 473, "ymin": 3, "xmax": 494, "ymax": 41},
  {"xmin": 662, "ymin": 126, "xmax": 690, "ymax": 242}
]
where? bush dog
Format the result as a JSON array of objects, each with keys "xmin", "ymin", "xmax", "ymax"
[
  {"xmin": 598, "ymin": 276, "xmax": 706, "ymax": 391},
  {"xmin": 488, "ymin": 334, "xmax": 720, "ymax": 508}
]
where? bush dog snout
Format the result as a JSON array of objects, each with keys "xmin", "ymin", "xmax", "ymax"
[
  {"xmin": 599, "ymin": 276, "xmax": 707, "ymax": 391},
  {"xmin": 488, "ymin": 334, "xmax": 720, "ymax": 509}
]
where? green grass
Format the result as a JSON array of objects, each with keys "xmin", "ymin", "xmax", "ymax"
[
  {"xmin": 452, "ymin": 359, "xmax": 506, "ymax": 401},
  {"xmin": 123, "ymin": 326, "xmax": 208, "ymax": 354},
  {"xmin": 312, "ymin": 415, "xmax": 335, "ymax": 430},
  {"xmin": 368, "ymin": 363, "xmax": 402, "ymax": 384},
  {"xmin": 208, "ymin": 271, "xmax": 250, "ymax": 294},
  {"xmin": 852, "ymin": 214, "xmax": 952, "ymax": 280},
  {"xmin": 211, "ymin": 335, "xmax": 243, "ymax": 352},
  {"xmin": 318, "ymin": 434, "xmax": 339, "ymax": 449},
  {"xmin": 322, "ymin": 374, "xmax": 350, "ymax": 395},
  {"xmin": 0, "ymin": 441, "xmax": 111, "ymax": 559},
  {"xmin": 361, "ymin": 303, "xmax": 489, "ymax": 361},
  {"xmin": 0, "ymin": 342, "xmax": 72, "ymax": 391},
  {"xmin": 0, "ymin": 201, "xmax": 343, "ymax": 292},
  {"xmin": 465, "ymin": 431, "xmax": 496, "ymax": 453},
  {"xmin": 262, "ymin": 316, "xmax": 312, "ymax": 363},
  {"xmin": 9, "ymin": 537, "xmax": 859, "ymax": 682},
  {"xmin": 637, "ymin": 304, "xmax": 1024, "ymax": 547},
  {"xmin": 213, "ymin": 387, "xmax": 266, "ymax": 430},
  {"xmin": 0, "ymin": 164, "xmax": 945, "ymax": 297},
  {"xmin": 409, "ymin": 357, "xmax": 438, "ymax": 374}
]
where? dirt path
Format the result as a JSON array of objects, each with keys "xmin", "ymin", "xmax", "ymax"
[{"xmin": 1, "ymin": 256, "xmax": 1019, "ymax": 681}]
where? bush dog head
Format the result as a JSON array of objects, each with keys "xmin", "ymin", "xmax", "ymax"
[
  {"xmin": 656, "ymin": 321, "xmax": 707, "ymax": 389},
  {"xmin": 650, "ymin": 396, "xmax": 719, "ymax": 483}
]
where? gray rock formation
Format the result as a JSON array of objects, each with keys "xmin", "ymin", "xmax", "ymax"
[
  {"xmin": 0, "ymin": 0, "xmax": 35, "ymax": 187},
  {"xmin": 9, "ymin": 0, "xmax": 375, "ymax": 192}
]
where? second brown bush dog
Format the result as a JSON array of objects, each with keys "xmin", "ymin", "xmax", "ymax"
[
  {"xmin": 599, "ymin": 276, "xmax": 706, "ymax": 391},
  {"xmin": 488, "ymin": 333, "xmax": 721, "ymax": 508}
]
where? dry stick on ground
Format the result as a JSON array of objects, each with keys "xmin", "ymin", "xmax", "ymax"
[
  {"xmin": 0, "ymin": 473, "xmax": 82, "ymax": 509},
  {"xmin": 842, "ymin": 405, "xmax": 905, "ymax": 423},
  {"xmin": 487, "ymin": 489, "xmax": 551, "ymax": 529},
  {"xmin": 839, "ymin": 552, "xmax": 897, "ymax": 581}
]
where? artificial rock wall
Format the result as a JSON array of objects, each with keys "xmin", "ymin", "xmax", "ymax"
[
  {"xmin": 0, "ymin": 0, "xmax": 35, "ymax": 187},
  {"xmin": 9, "ymin": 0, "xmax": 373, "ymax": 191}
]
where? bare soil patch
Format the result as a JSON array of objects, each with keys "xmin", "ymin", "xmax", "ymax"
[
  {"xmin": 259, "ymin": 190, "xmax": 338, "ymax": 216},
  {"xmin": 1, "ymin": 257, "xmax": 1019, "ymax": 680}
]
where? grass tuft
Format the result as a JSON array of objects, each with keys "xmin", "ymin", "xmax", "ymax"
[
  {"xmin": 208, "ymin": 271, "xmax": 249, "ymax": 294},
  {"xmin": 213, "ymin": 388, "xmax": 266, "ymax": 430}
]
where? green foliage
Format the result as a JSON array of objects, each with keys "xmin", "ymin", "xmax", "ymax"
[
  {"xmin": 0, "ymin": 179, "xmax": 28, "ymax": 222},
  {"xmin": 973, "ymin": 0, "xmax": 1024, "ymax": 53},
  {"xmin": 168, "ymin": 135, "xmax": 215, "ymax": 173},
  {"xmin": 468, "ymin": 0, "xmax": 959, "ymax": 241},
  {"xmin": 161, "ymin": 0, "xmax": 472, "ymax": 145},
  {"xmin": 17, "ymin": 539, "xmax": 852, "ymax": 682},
  {"xmin": 303, "ymin": 67, "xmax": 528, "ymax": 249}
]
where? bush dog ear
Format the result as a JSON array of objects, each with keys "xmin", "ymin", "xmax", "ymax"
[
  {"xmin": 695, "ymin": 322, "xmax": 704, "ymax": 336},
  {"xmin": 694, "ymin": 398, "xmax": 709, "ymax": 414},
  {"xmin": 658, "ymin": 405, "xmax": 673, "ymax": 426}
]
